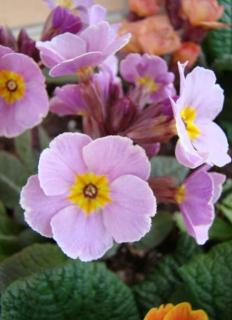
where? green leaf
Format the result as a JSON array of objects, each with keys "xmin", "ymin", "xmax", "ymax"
[
  {"xmin": 209, "ymin": 217, "xmax": 232, "ymax": 240},
  {"xmin": 0, "ymin": 244, "xmax": 67, "ymax": 294},
  {"xmin": 204, "ymin": 0, "xmax": 232, "ymax": 70},
  {"xmin": 150, "ymin": 156, "xmax": 189, "ymax": 181},
  {"xmin": 0, "ymin": 151, "xmax": 28, "ymax": 208},
  {"xmin": 179, "ymin": 240, "xmax": 232, "ymax": 320},
  {"xmin": 15, "ymin": 131, "xmax": 37, "ymax": 174},
  {"xmin": 38, "ymin": 127, "xmax": 50, "ymax": 149},
  {"xmin": 133, "ymin": 234, "xmax": 201, "ymax": 316},
  {"xmin": 134, "ymin": 212, "xmax": 174, "ymax": 251},
  {"xmin": 1, "ymin": 260, "xmax": 139, "ymax": 320}
]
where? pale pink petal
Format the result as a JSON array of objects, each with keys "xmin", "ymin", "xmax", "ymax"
[
  {"xmin": 51, "ymin": 206, "xmax": 113, "ymax": 261},
  {"xmin": 175, "ymin": 140, "xmax": 204, "ymax": 169},
  {"xmin": 83, "ymin": 136, "xmax": 151, "ymax": 181},
  {"xmin": 193, "ymin": 120, "xmax": 231, "ymax": 167},
  {"xmin": 37, "ymin": 33, "xmax": 86, "ymax": 64},
  {"xmin": 38, "ymin": 133, "xmax": 91, "ymax": 196},
  {"xmin": 20, "ymin": 175, "xmax": 67, "ymax": 237},
  {"xmin": 0, "ymin": 45, "xmax": 13, "ymax": 58},
  {"xmin": 50, "ymin": 51, "xmax": 103, "ymax": 77},
  {"xmin": 179, "ymin": 169, "xmax": 215, "ymax": 244},
  {"xmin": 183, "ymin": 214, "xmax": 213, "ymax": 245},
  {"xmin": 50, "ymin": 84, "xmax": 87, "ymax": 116},
  {"xmin": 177, "ymin": 64, "xmax": 224, "ymax": 120},
  {"xmin": 120, "ymin": 53, "xmax": 141, "ymax": 82},
  {"xmin": 103, "ymin": 175, "xmax": 156, "ymax": 243},
  {"xmin": 209, "ymin": 172, "xmax": 226, "ymax": 203}
]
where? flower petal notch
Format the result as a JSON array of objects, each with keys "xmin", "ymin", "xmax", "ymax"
[{"xmin": 20, "ymin": 133, "xmax": 156, "ymax": 261}]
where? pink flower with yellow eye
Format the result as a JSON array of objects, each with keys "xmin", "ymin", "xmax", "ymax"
[
  {"xmin": 20, "ymin": 133, "xmax": 156, "ymax": 261},
  {"xmin": 171, "ymin": 62, "xmax": 230, "ymax": 169},
  {"xmin": 0, "ymin": 45, "xmax": 49, "ymax": 138},
  {"xmin": 144, "ymin": 302, "xmax": 208, "ymax": 320}
]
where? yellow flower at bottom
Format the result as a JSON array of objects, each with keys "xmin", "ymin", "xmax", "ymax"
[
  {"xmin": 0, "ymin": 70, "xmax": 25, "ymax": 104},
  {"xmin": 165, "ymin": 303, "xmax": 208, "ymax": 320},
  {"xmin": 144, "ymin": 303, "xmax": 208, "ymax": 320},
  {"xmin": 68, "ymin": 172, "xmax": 111, "ymax": 214}
]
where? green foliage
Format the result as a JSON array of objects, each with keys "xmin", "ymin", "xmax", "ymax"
[
  {"xmin": 133, "ymin": 234, "xmax": 201, "ymax": 316},
  {"xmin": 0, "ymin": 151, "xmax": 28, "ymax": 209},
  {"xmin": 209, "ymin": 217, "xmax": 232, "ymax": 240},
  {"xmin": 0, "ymin": 202, "xmax": 24, "ymax": 261},
  {"xmin": 134, "ymin": 211, "xmax": 174, "ymax": 251},
  {"xmin": 150, "ymin": 156, "xmax": 189, "ymax": 182},
  {"xmin": 0, "ymin": 244, "xmax": 67, "ymax": 294},
  {"xmin": 0, "ymin": 250, "xmax": 139, "ymax": 320},
  {"xmin": 15, "ymin": 131, "xmax": 37, "ymax": 174},
  {"xmin": 179, "ymin": 241, "xmax": 232, "ymax": 320},
  {"xmin": 204, "ymin": 0, "xmax": 232, "ymax": 70}
]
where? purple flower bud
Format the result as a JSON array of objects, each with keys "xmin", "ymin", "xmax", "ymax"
[
  {"xmin": 41, "ymin": 6, "xmax": 82, "ymax": 41},
  {"xmin": 0, "ymin": 26, "xmax": 17, "ymax": 50},
  {"xmin": 17, "ymin": 29, "xmax": 40, "ymax": 61}
]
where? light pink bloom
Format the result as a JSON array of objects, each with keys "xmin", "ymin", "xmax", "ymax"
[
  {"xmin": 36, "ymin": 22, "xmax": 130, "ymax": 77},
  {"xmin": 0, "ymin": 45, "xmax": 49, "ymax": 137},
  {"xmin": 176, "ymin": 166, "xmax": 225, "ymax": 244},
  {"xmin": 171, "ymin": 62, "xmax": 230, "ymax": 168},
  {"xmin": 120, "ymin": 53, "xmax": 175, "ymax": 106},
  {"xmin": 20, "ymin": 133, "xmax": 156, "ymax": 261}
]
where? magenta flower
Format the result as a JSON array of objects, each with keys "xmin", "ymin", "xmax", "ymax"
[
  {"xmin": 120, "ymin": 53, "xmax": 175, "ymax": 105},
  {"xmin": 171, "ymin": 62, "xmax": 231, "ymax": 168},
  {"xmin": 175, "ymin": 167, "xmax": 225, "ymax": 244},
  {"xmin": 20, "ymin": 133, "xmax": 156, "ymax": 261},
  {"xmin": 0, "ymin": 45, "xmax": 49, "ymax": 137},
  {"xmin": 37, "ymin": 22, "xmax": 130, "ymax": 78}
]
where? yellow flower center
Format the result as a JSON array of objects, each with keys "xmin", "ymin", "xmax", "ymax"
[
  {"xmin": 57, "ymin": 0, "xmax": 75, "ymax": 9},
  {"xmin": 175, "ymin": 184, "xmax": 186, "ymax": 204},
  {"xmin": 137, "ymin": 76, "xmax": 159, "ymax": 93},
  {"xmin": 181, "ymin": 106, "xmax": 201, "ymax": 140},
  {"xmin": 77, "ymin": 66, "xmax": 93, "ymax": 82},
  {"xmin": 0, "ymin": 70, "xmax": 25, "ymax": 105},
  {"xmin": 68, "ymin": 172, "xmax": 112, "ymax": 214}
]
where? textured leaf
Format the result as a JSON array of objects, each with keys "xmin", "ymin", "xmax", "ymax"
[
  {"xmin": 0, "ymin": 244, "xmax": 67, "ymax": 294},
  {"xmin": 1, "ymin": 260, "xmax": 139, "ymax": 320},
  {"xmin": 179, "ymin": 241, "xmax": 232, "ymax": 320},
  {"xmin": 204, "ymin": 0, "xmax": 232, "ymax": 70},
  {"xmin": 0, "ymin": 151, "xmax": 28, "ymax": 208},
  {"xmin": 133, "ymin": 234, "xmax": 201, "ymax": 316},
  {"xmin": 150, "ymin": 156, "xmax": 189, "ymax": 181},
  {"xmin": 134, "ymin": 211, "xmax": 174, "ymax": 251}
]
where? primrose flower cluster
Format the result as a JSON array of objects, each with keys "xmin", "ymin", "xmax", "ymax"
[{"xmin": 0, "ymin": 0, "xmax": 230, "ymax": 261}]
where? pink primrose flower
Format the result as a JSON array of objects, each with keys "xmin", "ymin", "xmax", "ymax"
[
  {"xmin": 0, "ymin": 45, "xmax": 49, "ymax": 137},
  {"xmin": 20, "ymin": 133, "xmax": 156, "ymax": 261}
]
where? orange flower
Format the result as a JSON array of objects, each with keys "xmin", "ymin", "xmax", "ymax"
[
  {"xmin": 144, "ymin": 302, "xmax": 208, "ymax": 320},
  {"xmin": 119, "ymin": 15, "xmax": 181, "ymax": 55},
  {"xmin": 128, "ymin": 0, "xmax": 162, "ymax": 17},
  {"xmin": 181, "ymin": 0, "xmax": 227, "ymax": 29},
  {"xmin": 172, "ymin": 42, "xmax": 201, "ymax": 68},
  {"xmin": 144, "ymin": 304, "xmax": 174, "ymax": 320}
]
